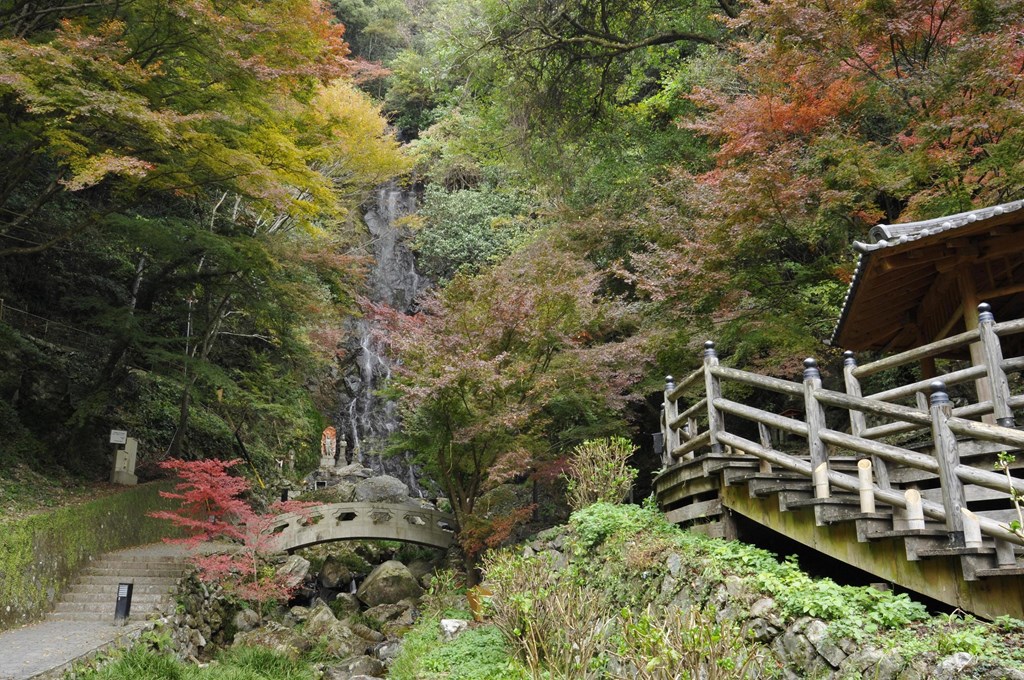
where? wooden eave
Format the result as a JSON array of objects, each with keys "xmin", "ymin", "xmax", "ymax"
[{"xmin": 832, "ymin": 201, "xmax": 1024, "ymax": 353}]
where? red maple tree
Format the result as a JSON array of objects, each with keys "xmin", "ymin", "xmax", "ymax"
[{"xmin": 150, "ymin": 458, "xmax": 315, "ymax": 606}]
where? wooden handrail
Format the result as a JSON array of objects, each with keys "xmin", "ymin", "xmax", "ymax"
[
  {"xmin": 853, "ymin": 327, "xmax": 981, "ymax": 378},
  {"xmin": 670, "ymin": 397, "xmax": 707, "ymax": 428},
  {"xmin": 672, "ymin": 430, "xmax": 711, "ymax": 459},
  {"xmin": 867, "ymin": 364, "xmax": 986, "ymax": 402},
  {"xmin": 662, "ymin": 304, "xmax": 1024, "ymax": 555},
  {"xmin": 709, "ymin": 365, "xmax": 804, "ymax": 396},
  {"xmin": 667, "ymin": 366, "xmax": 705, "ymax": 401},
  {"xmin": 714, "ymin": 398, "xmax": 808, "ymax": 436},
  {"xmin": 853, "ymin": 318, "xmax": 1024, "ymax": 379}
]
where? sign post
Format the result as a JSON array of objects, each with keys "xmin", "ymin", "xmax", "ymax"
[{"xmin": 114, "ymin": 582, "xmax": 133, "ymax": 625}]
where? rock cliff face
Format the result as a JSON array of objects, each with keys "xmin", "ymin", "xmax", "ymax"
[{"xmin": 335, "ymin": 183, "xmax": 426, "ymax": 496}]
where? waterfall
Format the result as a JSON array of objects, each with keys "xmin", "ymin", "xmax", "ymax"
[{"xmin": 337, "ymin": 183, "xmax": 427, "ymax": 495}]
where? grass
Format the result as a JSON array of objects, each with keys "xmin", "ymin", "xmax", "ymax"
[
  {"xmin": 0, "ymin": 463, "xmax": 125, "ymax": 525},
  {"xmin": 389, "ymin": 615, "xmax": 527, "ymax": 680},
  {"xmin": 70, "ymin": 645, "xmax": 318, "ymax": 680}
]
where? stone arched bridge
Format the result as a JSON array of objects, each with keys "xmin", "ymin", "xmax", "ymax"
[{"xmin": 269, "ymin": 502, "xmax": 456, "ymax": 553}]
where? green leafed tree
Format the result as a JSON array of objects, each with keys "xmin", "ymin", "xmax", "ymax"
[
  {"xmin": 0, "ymin": 0, "xmax": 411, "ymax": 472},
  {"xmin": 380, "ymin": 234, "xmax": 647, "ymax": 579}
]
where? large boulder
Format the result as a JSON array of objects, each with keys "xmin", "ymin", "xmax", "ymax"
[
  {"xmin": 233, "ymin": 622, "xmax": 309, "ymax": 659},
  {"xmin": 353, "ymin": 475, "xmax": 410, "ymax": 503},
  {"xmin": 335, "ymin": 463, "xmax": 374, "ymax": 481},
  {"xmin": 276, "ymin": 555, "xmax": 311, "ymax": 589},
  {"xmin": 323, "ymin": 656, "xmax": 386, "ymax": 679},
  {"xmin": 321, "ymin": 555, "xmax": 358, "ymax": 589},
  {"xmin": 363, "ymin": 601, "xmax": 417, "ymax": 636},
  {"xmin": 356, "ymin": 560, "xmax": 423, "ymax": 607},
  {"xmin": 304, "ymin": 602, "xmax": 370, "ymax": 659}
]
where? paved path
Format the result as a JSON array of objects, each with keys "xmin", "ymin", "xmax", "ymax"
[
  {"xmin": 0, "ymin": 620, "xmax": 148, "ymax": 680},
  {"xmin": 0, "ymin": 542, "xmax": 208, "ymax": 680}
]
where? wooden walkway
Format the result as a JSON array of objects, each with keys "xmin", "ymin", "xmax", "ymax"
[{"xmin": 656, "ymin": 304, "xmax": 1024, "ymax": 620}]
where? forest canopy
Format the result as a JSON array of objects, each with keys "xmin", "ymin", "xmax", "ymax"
[{"xmin": 2, "ymin": 0, "xmax": 1022, "ymax": 556}]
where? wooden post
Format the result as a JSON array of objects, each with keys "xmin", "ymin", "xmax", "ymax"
[
  {"xmin": 858, "ymin": 459, "xmax": 875, "ymax": 513},
  {"xmin": 803, "ymin": 358, "xmax": 829, "ymax": 498},
  {"xmin": 703, "ymin": 342, "xmax": 724, "ymax": 454},
  {"xmin": 905, "ymin": 489, "xmax": 926, "ymax": 530},
  {"xmin": 663, "ymin": 375, "xmax": 678, "ymax": 465},
  {"xmin": 961, "ymin": 508, "xmax": 983, "ymax": 549},
  {"xmin": 977, "ymin": 303, "xmax": 1015, "ymax": 427},
  {"xmin": 757, "ymin": 422, "xmax": 773, "ymax": 473},
  {"xmin": 844, "ymin": 351, "xmax": 890, "ymax": 489},
  {"xmin": 959, "ymin": 270, "xmax": 996, "ymax": 424},
  {"xmin": 995, "ymin": 540, "xmax": 1017, "ymax": 567},
  {"xmin": 930, "ymin": 381, "xmax": 966, "ymax": 546}
]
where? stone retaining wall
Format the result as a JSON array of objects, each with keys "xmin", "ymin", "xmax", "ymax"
[{"xmin": 0, "ymin": 481, "xmax": 179, "ymax": 630}]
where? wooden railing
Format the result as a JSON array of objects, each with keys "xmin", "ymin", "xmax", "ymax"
[{"xmin": 660, "ymin": 303, "xmax": 1024, "ymax": 557}]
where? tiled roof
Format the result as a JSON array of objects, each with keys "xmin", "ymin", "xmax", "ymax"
[
  {"xmin": 830, "ymin": 200, "xmax": 1024, "ymax": 346},
  {"xmin": 855, "ymin": 200, "xmax": 1024, "ymax": 253}
]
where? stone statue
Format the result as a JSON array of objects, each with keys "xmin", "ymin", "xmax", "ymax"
[
  {"xmin": 336, "ymin": 434, "xmax": 349, "ymax": 467},
  {"xmin": 320, "ymin": 426, "xmax": 337, "ymax": 469}
]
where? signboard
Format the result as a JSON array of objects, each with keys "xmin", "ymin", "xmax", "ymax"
[{"xmin": 109, "ymin": 430, "xmax": 128, "ymax": 445}]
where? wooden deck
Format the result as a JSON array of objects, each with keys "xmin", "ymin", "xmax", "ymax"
[{"xmin": 656, "ymin": 304, "xmax": 1024, "ymax": 619}]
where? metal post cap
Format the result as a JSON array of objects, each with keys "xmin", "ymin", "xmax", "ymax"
[
  {"xmin": 929, "ymin": 381, "xmax": 950, "ymax": 406},
  {"xmin": 703, "ymin": 341, "xmax": 717, "ymax": 357},
  {"xmin": 978, "ymin": 302, "xmax": 995, "ymax": 323},
  {"xmin": 665, "ymin": 375, "xmax": 675, "ymax": 390},
  {"xmin": 842, "ymin": 350, "xmax": 856, "ymax": 366},
  {"xmin": 803, "ymin": 358, "xmax": 820, "ymax": 380}
]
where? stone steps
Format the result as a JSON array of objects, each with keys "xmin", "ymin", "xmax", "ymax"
[{"xmin": 48, "ymin": 552, "xmax": 188, "ymax": 625}]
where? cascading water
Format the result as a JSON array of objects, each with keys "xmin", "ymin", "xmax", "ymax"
[{"xmin": 337, "ymin": 183, "xmax": 427, "ymax": 494}]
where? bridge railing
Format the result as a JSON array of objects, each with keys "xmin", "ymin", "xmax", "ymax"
[{"xmin": 661, "ymin": 303, "xmax": 1024, "ymax": 554}]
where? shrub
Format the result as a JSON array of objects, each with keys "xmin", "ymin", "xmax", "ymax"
[
  {"xmin": 616, "ymin": 605, "xmax": 774, "ymax": 680},
  {"xmin": 485, "ymin": 549, "xmax": 611, "ymax": 678},
  {"xmin": 565, "ymin": 437, "xmax": 638, "ymax": 511}
]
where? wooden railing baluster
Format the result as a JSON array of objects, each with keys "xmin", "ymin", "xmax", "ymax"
[
  {"xmin": 663, "ymin": 375, "xmax": 678, "ymax": 466},
  {"xmin": 844, "ymin": 351, "xmax": 891, "ymax": 489},
  {"xmin": 703, "ymin": 342, "xmax": 724, "ymax": 454},
  {"xmin": 929, "ymin": 381, "xmax": 967, "ymax": 546},
  {"xmin": 978, "ymin": 303, "xmax": 1016, "ymax": 427},
  {"xmin": 803, "ymin": 358, "xmax": 829, "ymax": 498}
]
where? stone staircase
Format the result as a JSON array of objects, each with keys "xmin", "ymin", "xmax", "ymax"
[{"xmin": 49, "ymin": 551, "xmax": 188, "ymax": 623}]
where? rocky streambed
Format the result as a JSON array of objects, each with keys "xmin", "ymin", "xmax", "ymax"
[{"xmin": 163, "ymin": 463, "xmax": 457, "ymax": 680}]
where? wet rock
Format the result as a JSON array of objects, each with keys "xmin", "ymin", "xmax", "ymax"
[
  {"xmin": 321, "ymin": 555, "xmax": 357, "ymax": 589},
  {"xmin": 350, "ymin": 622, "xmax": 385, "ymax": 643},
  {"xmin": 364, "ymin": 602, "xmax": 415, "ymax": 627},
  {"xmin": 406, "ymin": 558, "xmax": 436, "ymax": 581},
  {"xmin": 354, "ymin": 475, "xmax": 410, "ymax": 503},
  {"xmin": 804, "ymin": 619, "xmax": 847, "ymax": 668},
  {"xmin": 374, "ymin": 640, "xmax": 403, "ymax": 663},
  {"xmin": 233, "ymin": 622, "xmax": 310, "ymax": 659},
  {"xmin": 744, "ymin": 617, "xmax": 779, "ymax": 643},
  {"xmin": 277, "ymin": 555, "xmax": 311, "ymax": 589},
  {"xmin": 233, "ymin": 608, "xmax": 259, "ymax": 633},
  {"xmin": 331, "ymin": 593, "xmax": 362, "ymax": 617},
  {"xmin": 305, "ymin": 602, "xmax": 370, "ymax": 659},
  {"xmin": 357, "ymin": 560, "xmax": 423, "ymax": 607},
  {"xmin": 933, "ymin": 652, "xmax": 974, "ymax": 679},
  {"xmin": 328, "ymin": 480, "xmax": 358, "ymax": 502},
  {"xmin": 666, "ymin": 553, "xmax": 683, "ymax": 577},
  {"xmin": 323, "ymin": 656, "xmax": 386, "ymax": 679}
]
